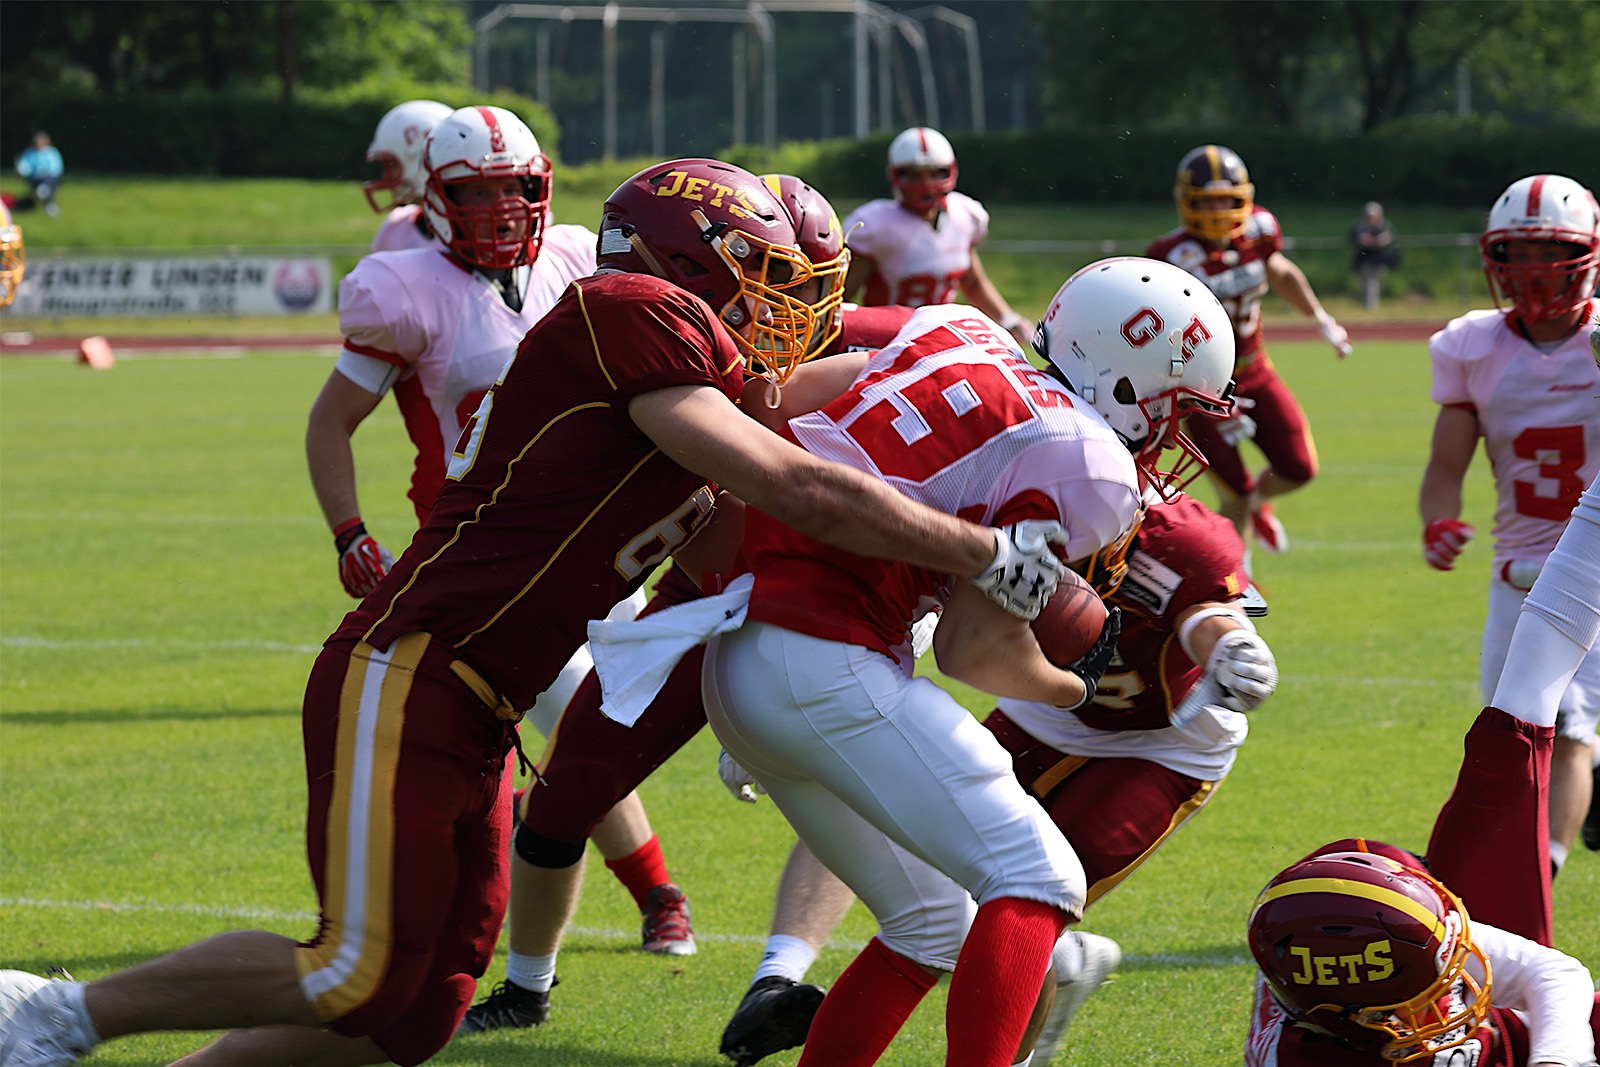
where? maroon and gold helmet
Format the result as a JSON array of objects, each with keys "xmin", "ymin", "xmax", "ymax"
[
  {"xmin": 1247, "ymin": 848, "xmax": 1492, "ymax": 1062},
  {"xmin": 598, "ymin": 159, "xmax": 827, "ymax": 379},
  {"xmin": 1174, "ymin": 145, "xmax": 1255, "ymax": 245},
  {"xmin": 759, "ymin": 173, "xmax": 849, "ymax": 361}
]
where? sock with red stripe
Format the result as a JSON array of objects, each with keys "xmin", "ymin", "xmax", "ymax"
[{"xmin": 605, "ymin": 834, "xmax": 671, "ymax": 909}]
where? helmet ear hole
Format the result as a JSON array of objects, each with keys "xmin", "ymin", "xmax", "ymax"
[
  {"xmin": 670, "ymin": 254, "xmax": 709, "ymax": 278},
  {"xmin": 1112, "ymin": 377, "xmax": 1138, "ymax": 405}
]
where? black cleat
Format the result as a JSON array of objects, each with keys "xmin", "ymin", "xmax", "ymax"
[
  {"xmin": 720, "ymin": 976, "xmax": 826, "ymax": 1066},
  {"xmin": 456, "ymin": 977, "xmax": 556, "ymax": 1034}
]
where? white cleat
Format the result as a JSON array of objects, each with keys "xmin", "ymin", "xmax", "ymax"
[
  {"xmin": 0, "ymin": 974, "xmax": 96, "ymax": 1067},
  {"xmin": 1032, "ymin": 932, "xmax": 1122, "ymax": 1064}
]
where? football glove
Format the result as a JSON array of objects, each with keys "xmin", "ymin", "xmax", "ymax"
[
  {"xmin": 1215, "ymin": 396, "xmax": 1258, "ymax": 447},
  {"xmin": 1423, "ymin": 518, "xmax": 1475, "ymax": 571},
  {"xmin": 718, "ymin": 749, "xmax": 765, "ymax": 804},
  {"xmin": 1056, "ymin": 607, "xmax": 1121, "ymax": 712},
  {"xmin": 1316, "ymin": 311, "xmax": 1352, "ymax": 359},
  {"xmin": 973, "ymin": 520, "xmax": 1069, "ymax": 621},
  {"xmin": 1208, "ymin": 629, "xmax": 1278, "ymax": 712},
  {"xmin": 334, "ymin": 517, "xmax": 394, "ymax": 599}
]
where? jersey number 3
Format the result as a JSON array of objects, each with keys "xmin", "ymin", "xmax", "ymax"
[{"xmin": 1512, "ymin": 425, "xmax": 1587, "ymax": 521}]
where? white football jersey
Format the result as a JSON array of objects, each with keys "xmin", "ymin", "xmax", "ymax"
[
  {"xmin": 843, "ymin": 192, "xmax": 989, "ymax": 307},
  {"xmin": 1430, "ymin": 305, "xmax": 1600, "ymax": 566},
  {"xmin": 336, "ymin": 223, "xmax": 597, "ymax": 467},
  {"xmin": 369, "ymin": 205, "xmax": 436, "ymax": 253}
]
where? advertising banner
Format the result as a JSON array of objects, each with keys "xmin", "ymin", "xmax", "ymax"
[{"xmin": 9, "ymin": 256, "xmax": 334, "ymax": 316}]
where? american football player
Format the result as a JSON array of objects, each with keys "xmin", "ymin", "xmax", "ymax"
[
  {"xmin": 1147, "ymin": 144, "xmax": 1351, "ymax": 561},
  {"xmin": 1245, "ymin": 844, "xmax": 1598, "ymax": 1066},
  {"xmin": 842, "ymin": 126, "xmax": 1034, "ymax": 346},
  {"xmin": 363, "ymin": 99, "xmax": 452, "ymax": 252},
  {"xmin": 313, "ymin": 103, "xmax": 695, "ymax": 963},
  {"xmin": 0, "ymin": 157, "xmax": 1071, "ymax": 1067},
  {"xmin": 718, "ymin": 260, "xmax": 1271, "ymax": 1067},
  {"xmin": 1419, "ymin": 173, "xmax": 1600, "ymax": 881},
  {"xmin": 0, "ymin": 199, "xmax": 23, "ymax": 308}
]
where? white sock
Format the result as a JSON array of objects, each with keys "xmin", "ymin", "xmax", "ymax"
[
  {"xmin": 1551, "ymin": 840, "xmax": 1568, "ymax": 875},
  {"xmin": 751, "ymin": 934, "xmax": 819, "ymax": 984},
  {"xmin": 1012, "ymin": 1055, "xmax": 1034, "ymax": 1067},
  {"xmin": 47, "ymin": 981, "xmax": 99, "ymax": 1051},
  {"xmin": 505, "ymin": 951, "xmax": 557, "ymax": 993}
]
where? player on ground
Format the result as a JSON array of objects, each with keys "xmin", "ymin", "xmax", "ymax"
[
  {"xmin": 1147, "ymin": 144, "xmax": 1351, "ymax": 560},
  {"xmin": 453, "ymin": 171, "xmax": 907, "ymax": 1035},
  {"xmin": 1418, "ymin": 173, "xmax": 1600, "ymax": 881},
  {"xmin": 1244, "ymin": 841, "xmax": 1598, "ymax": 1066},
  {"xmin": 842, "ymin": 126, "xmax": 1034, "ymax": 347},
  {"xmin": 363, "ymin": 99, "xmax": 452, "ymax": 253},
  {"xmin": 0, "ymin": 199, "xmax": 23, "ymax": 308},
  {"xmin": 719, "ymin": 261, "xmax": 1273, "ymax": 1067},
  {"xmin": 312, "ymin": 103, "xmax": 697, "ymax": 957},
  {"xmin": 0, "ymin": 158, "xmax": 1071, "ymax": 1067},
  {"xmin": 687, "ymin": 258, "xmax": 1237, "ymax": 1067}
]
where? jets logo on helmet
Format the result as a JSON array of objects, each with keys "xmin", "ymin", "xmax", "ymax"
[
  {"xmin": 1034, "ymin": 257, "xmax": 1236, "ymax": 501},
  {"xmin": 1174, "ymin": 144, "xmax": 1255, "ymax": 245},
  {"xmin": 598, "ymin": 159, "xmax": 829, "ymax": 383},
  {"xmin": 363, "ymin": 99, "xmax": 452, "ymax": 214},
  {"xmin": 1480, "ymin": 173, "xmax": 1600, "ymax": 324},
  {"xmin": 1248, "ymin": 848, "xmax": 1492, "ymax": 1063},
  {"xmin": 421, "ymin": 105, "xmax": 552, "ymax": 273}
]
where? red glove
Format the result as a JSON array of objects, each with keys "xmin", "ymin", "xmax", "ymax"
[
  {"xmin": 334, "ymin": 517, "xmax": 394, "ymax": 598},
  {"xmin": 1423, "ymin": 518, "xmax": 1475, "ymax": 571}
]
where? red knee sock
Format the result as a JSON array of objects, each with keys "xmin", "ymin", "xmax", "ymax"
[
  {"xmin": 946, "ymin": 897, "xmax": 1069, "ymax": 1067},
  {"xmin": 798, "ymin": 937, "xmax": 937, "ymax": 1067},
  {"xmin": 604, "ymin": 834, "xmax": 670, "ymax": 909}
]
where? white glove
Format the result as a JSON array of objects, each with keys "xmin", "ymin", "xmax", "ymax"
[
  {"xmin": 1208, "ymin": 629, "xmax": 1278, "ymax": 712},
  {"xmin": 1215, "ymin": 396, "xmax": 1257, "ymax": 447},
  {"xmin": 1316, "ymin": 311, "xmax": 1352, "ymax": 359},
  {"xmin": 718, "ymin": 749, "xmax": 765, "ymax": 804},
  {"xmin": 972, "ymin": 520, "xmax": 1068, "ymax": 621}
]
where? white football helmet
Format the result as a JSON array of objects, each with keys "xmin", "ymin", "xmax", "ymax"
[
  {"xmin": 422, "ymin": 105, "xmax": 551, "ymax": 272},
  {"xmin": 1480, "ymin": 173, "xmax": 1600, "ymax": 323},
  {"xmin": 1033, "ymin": 257, "xmax": 1236, "ymax": 500},
  {"xmin": 363, "ymin": 99, "xmax": 452, "ymax": 213},
  {"xmin": 887, "ymin": 126, "xmax": 957, "ymax": 214}
]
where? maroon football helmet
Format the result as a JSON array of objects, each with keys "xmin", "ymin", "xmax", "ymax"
[
  {"xmin": 598, "ymin": 159, "xmax": 827, "ymax": 378},
  {"xmin": 1248, "ymin": 848, "xmax": 1492, "ymax": 1062},
  {"xmin": 759, "ymin": 173, "xmax": 849, "ymax": 360},
  {"xmin": 1174, "ymin": 144, "xmax": 1255, "ymax": 245}
]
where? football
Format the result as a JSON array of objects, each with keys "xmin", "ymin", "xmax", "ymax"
[
  {"xmin": 0, "ymin": 968, "xmax": 50, "ymax": 1027},
  {"xmin": 1030, "ymin": 569, "xmax": 1109, "ymax": 667}
]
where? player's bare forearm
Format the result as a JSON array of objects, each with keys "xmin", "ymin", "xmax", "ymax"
[
  {"xmin": 740, "ymin": 352, "xmax": 869, "ymax": 430},
  {"xmin": 306, "ymin": 371, "xmax": 384, "ymax": 530},
  {"xmin": 1265, "ymin": 251, "xmax": 1325, "ymax": 319},
  {"xmin": 934, "ymin": 582, "xmax": 1085, "ymax": 706},
  {"xmin": 1418, "ymin": 407, "xmax": 1478, "ymax": 524}
]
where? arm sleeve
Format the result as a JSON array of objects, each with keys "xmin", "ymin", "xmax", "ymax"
[{"xmin": 1473, "ymin": 922, "xmax": 1597, "ymax": 1067}]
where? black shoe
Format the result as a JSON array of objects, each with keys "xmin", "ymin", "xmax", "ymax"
[
  {"xmin": 1582, "ymin": 762, "xmax": 1600, "ymax": 852},
  {"xmin": 720, "ymin": 976, "xmax": 826, "ymax": 1066},
  {"xmin": 456, "ymin": 977, "xmax": 556, "ymax": 1034}
]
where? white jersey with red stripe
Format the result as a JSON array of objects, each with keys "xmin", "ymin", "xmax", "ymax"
[
  {"xmin": 842, "ymin": 192, "xmax": 989, "ymax": 308},
  {"xmin": 335, "ymin": 224, "xmax": 597, "ymax": 485},
  {"xmin": 369, "ymin": 205, "xmax": 436, "ymax": 253},
  {"xmin": 1429, "ymin": 304, "xmax": 1600, "ymax": 567},
  {"xmin": 744, "ymin": 303, "xmax": 1141, "ymax": 656}
]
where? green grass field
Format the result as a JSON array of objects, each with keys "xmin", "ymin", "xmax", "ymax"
[{"xmin": 2, "ymin": 333, "xmax": 1595, "ymax": 1066}]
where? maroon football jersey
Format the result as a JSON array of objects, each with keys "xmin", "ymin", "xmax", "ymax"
[
  {"xmin": 1072, "ymin": 493, "xmax": 1248, "ymax": 731},
  {"xmin": 335, "ymin": 272, "xmax": 745, "ymax": 708},
  {"xmin": 1146, "ymin": 205, "xmax": 1284, "ymax": 364}
]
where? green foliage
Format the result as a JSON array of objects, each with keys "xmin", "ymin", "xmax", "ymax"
[{"xmin": 1, "ymin": 340, "xmax": 1596, "ymax": 1066}]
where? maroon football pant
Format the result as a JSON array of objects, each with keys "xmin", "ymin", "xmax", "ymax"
[
  {"xmin": 1427, "ymin": 705, "xmax": 1554, "ymax": 946},
  {"xmin": 297, "ymin": 635, "xmax": 516, "ymax": 1066},
  {"xmin": 521, "ymin": 565, "xmax": 710, "ymax": 846},
  {"xmin": 982, "ymin": 709, "xmax": 1219, "ymax": 906},
  {"xmin": 1186, "ymin": 352, "xmax": 1318, "ymax": 498}
]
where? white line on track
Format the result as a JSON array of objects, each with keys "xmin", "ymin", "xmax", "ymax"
[
  {"xmin": 0, "ymin": 897, "xmax": 1249, "ymax": 965},
  {"xmin": 2, "ymin": 636, "xmax": 322, "ymax": 654}
]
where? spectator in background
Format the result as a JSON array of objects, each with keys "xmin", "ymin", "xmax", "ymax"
[
  {"xmin": 15, "ymin": 131, "xmax": 63, "ymax": 217},
  {"xmin": 1349, "ymin": 201, "xmax": 1398, "ymax": 310}
]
